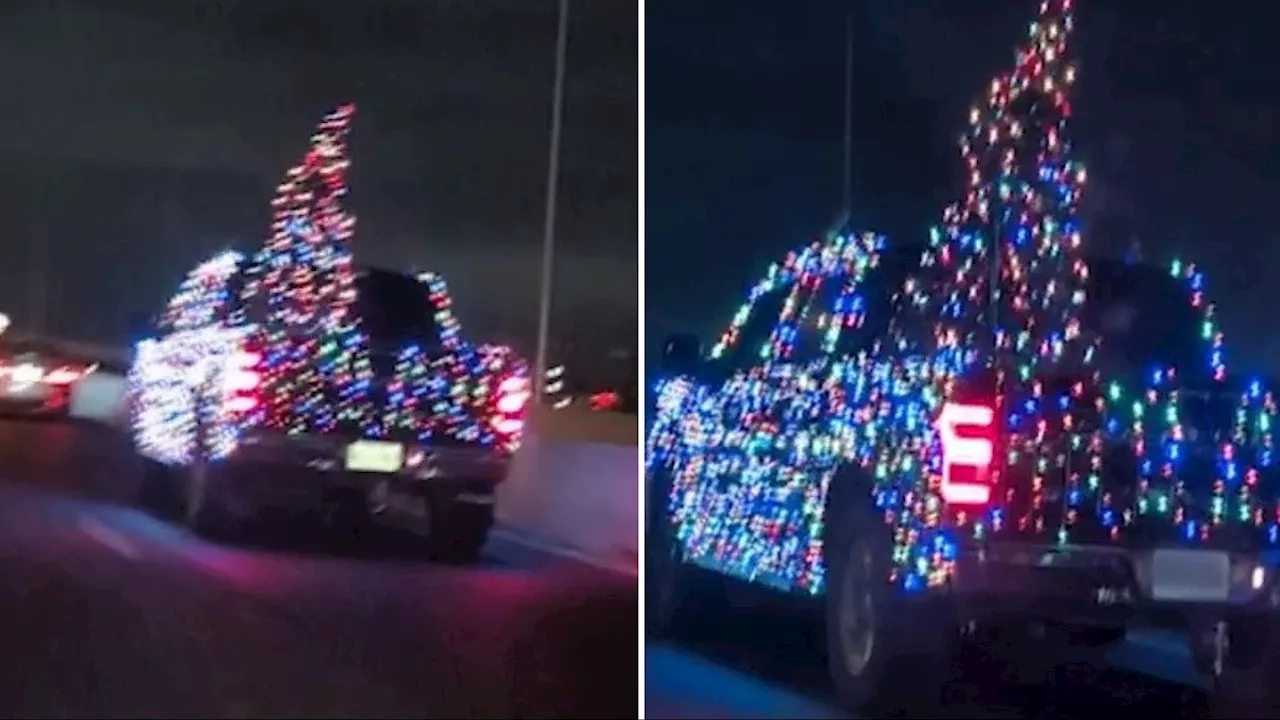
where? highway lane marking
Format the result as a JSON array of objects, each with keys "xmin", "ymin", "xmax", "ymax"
[{"xmin": 78, "ymin": 516, "xmax": 141, "ymax": 561}]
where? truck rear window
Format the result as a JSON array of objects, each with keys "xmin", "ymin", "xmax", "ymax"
[
  {"xmin": 706, "ymin": 252, "xmax": 1204, "ymax": 381},
  {"xmin": 1083, "ymin": 259, "xmax": 1201, "ymax": 376},
  {"xmin": 355, "ymin": 269, "xmax": 441, "ymax": 346}
]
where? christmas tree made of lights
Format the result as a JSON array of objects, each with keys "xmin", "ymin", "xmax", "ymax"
[
  {"xmin": 874, "ymin": 0, "xmax": 1098, "ymax": 546},
  {"xmin": 242, "ymin": 103, "xmax": 375, "ymax": 436},
  {"xmin": 896, "ymin": 0, "xmax": 1089, "ymax": 372},
  {"xmin": 871, "ymin": 0, "xmax": 1278, "ymax": 555}
]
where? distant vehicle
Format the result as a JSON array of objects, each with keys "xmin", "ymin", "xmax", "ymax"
[
  {"xmin": 126, "ymin": 105, "xmax": 530, "ymax": 561},
  {"xmin": 0, "ymin": 338, "xmax": 96, "ymax": 420}
]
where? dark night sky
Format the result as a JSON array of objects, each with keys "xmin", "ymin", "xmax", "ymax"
[
  {"xmin": 648, "ymin": 0, "xmax": 1280, "ymax": 371},
  {"xmin": 0, "ymin": 0, "xmax": 637, "ymax": 355}
]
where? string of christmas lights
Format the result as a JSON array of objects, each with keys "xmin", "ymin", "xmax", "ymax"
[
  {"xmin": 647, "ymin": 0, "xmax": 1280, "ymax": 597},
  {"xmin": 648, "ymin": 233, "xmax": 890, "ymax": 593},
  {"xmin": 1117, "ymin": 260, "xmax": 1276, "ymax": 548},
  {"xmin": 159, "ymin": 250, "xmax": 245, "ymax": 333},
  {"xmin": 381, "ymin": 273, "xmax": 528, "ymax": 451},
  {"xmin": 132, "ymin": 251, "xmax": 253, "ymax": 464},
  {"xmin": 238, "ymin": 103, "xmax": 371, "ymax": 436},
  {"xmin": 867, "ymin": 0, "xmax": 1095, "ymax": 585}
]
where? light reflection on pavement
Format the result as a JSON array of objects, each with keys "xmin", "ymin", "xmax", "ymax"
[{"xmin": 0, "ymin": 419, "xmax": 638, "ymax": 718}]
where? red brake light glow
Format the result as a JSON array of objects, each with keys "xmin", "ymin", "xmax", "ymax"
[
  {"xmin": 588, "ymin": 390, "xmax": 623, "ymax": 412},
  {"xmin": 223, "ymin": 349, "xmax": 262, "ymax": 413},
  {"xmin": 937, "ymin": 401, "xmax": 995, "ymax": 505},
  {"xmin": 496, "ymin": 376, "xmax": 530, "ymax": 414},
  {"xmin": 492, "ymin": 375, "xmax": 530, "ymax": 438}
]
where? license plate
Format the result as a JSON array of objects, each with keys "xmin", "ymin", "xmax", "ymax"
[
  {"xmin": 345, "ymin": 441, "xmax": 404, "ymax": 473},
  {"xmin": 1150, "ymin": 549, "xmax": 1230, "ymax": 602}
]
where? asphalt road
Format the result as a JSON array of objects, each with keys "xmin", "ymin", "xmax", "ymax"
[
  {"xmin": 645, "ymin": 570, "xmax": 1213, "ymax": 718},
  {"xmin": 0, "ymin": 418, "xmax": 638, "ymax": 718}
]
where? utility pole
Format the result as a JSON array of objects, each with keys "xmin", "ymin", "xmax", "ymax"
[
  {"xmin": 533, "ymin": 0, "xmax": 570, "ymax": 404},
  {"xmin": 840, "ymin": 9, "xmax": 854, "ymax": 222},
  {"xmin": 829, "ymin": 9, "xmax": 855, "ymax": 235}
]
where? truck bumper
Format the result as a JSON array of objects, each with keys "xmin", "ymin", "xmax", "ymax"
[
  {"xmin": 209, "ymin": 431, "xmax": 509, "ymax": 520},
  {"xmin": 948, "ymin": 542, "xmax": 1280, "ymax": 632}
]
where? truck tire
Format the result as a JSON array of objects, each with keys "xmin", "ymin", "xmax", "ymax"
[
  {"xmin": 323, "ymin": 489, "xmax": 376, "ymax": 547},
  {"xmin": 138, "ymin": 459, "xmax": 183, "ymax": 519},
  {"xmin": 646, "ymin": 466, "xmax": 724, "ymax": 636},
  {"xmin": 426, "ymin": 500, "xmax": 492, "ymax": 564},
  {"xmin": 646, "ymin": 511, "xmax": 693, "ymax": 635},
  {"xmin": 1205, "ymin": 615, "xmax": 1280, "ymax": 719},
  {"xmin": 183, "ymin": 454, "xmax": 235, "ymax": 538},
  {"xmin": 178, "ymin": 385, "xmax": 236, "ymax": 538},
  {"xmin": 823, "ymin": 465, "xmax": 953, "ymax": 715},
  {"xmin": 134, "ymin": 449, "xmax": 229, "ymax": 534},
  {"xmin": 1210, "ymin": 667, "xmax": 1274, "ymax": 719}
]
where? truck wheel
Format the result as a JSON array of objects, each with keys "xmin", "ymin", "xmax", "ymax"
[
  {"xmin": 138, "ymin": 459, "xmax": 182, "ymax": 518},
  {"xmin": 647, "ymin": 516, "xmax": 692, "ymax": 635},
  {"xmin": 1211, "ymin": 666, "xmax": 1275, "ymax": 719},
  {"xmin": 823, "ymin": 469, "xmax": 952, "ymax": 714},
  {"xmin": 645, "ymin": 466, "xmax": 725, "ymax": 636},
  {"xmin": 1205, "ymin": 616, "xmax": 1280, "ymax": 719},
  {"xmin": 323, "ymin": 490, "xmax": 375, "ymax": 546},
  {"xmin": 181, "ymin": 388, "xmax": 235, "ymax": 538},
  {"xmin": 646, "ymin": 467, "xmax": 681, "ymax": 634},
  {"xmin": 825, "ymin": 529, "xmax": 952, "ymax": 713},
  {"xmin": 183, "ymin": 456, "xmax": 233, "ymax": 538},
  {"xmin": 426, "ymin": 501, "xmax": 493, "ymax": 564}
]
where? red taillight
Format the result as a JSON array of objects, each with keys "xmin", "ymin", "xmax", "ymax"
[
  {"xmin": 223, "ymin": 349, "xmax": 261, "ymax": 413},
  {"xmin": 493, "ymin": 417, "xmax": 524, "ymax": 435},
  {"xmin": 588, "ymin": 391, "xmax": 623, "ymax": 412},
  {"xmin": 496, "ymin": 378, "xmax": 529, "ymax": 414},
  {"xmin": 937, "ymin": 401, "xmax": 995, "ymax": 505},
  {"xmin": 493, "ymin": 375, "xmax": 530, "ymax": 436}
]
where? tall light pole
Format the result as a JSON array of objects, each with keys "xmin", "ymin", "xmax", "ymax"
[
  {"xmin": 830, "ymin": 9, "xmax": 855, "ymax": 235},
  {"xmin": 533, "ymin": 0, "xmax": 570, "ymax": 404}
]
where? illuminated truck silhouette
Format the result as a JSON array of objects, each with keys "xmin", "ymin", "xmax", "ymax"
[{"xmin": 646, "ymin": 2, "xmax": 1280, "ymax": 715}]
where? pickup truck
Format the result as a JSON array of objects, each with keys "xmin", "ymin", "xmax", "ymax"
[
  {"xmin": 646, "ymin": 3, "xmax": 1277, "ymax": 714},
  {"xmin": 127, "ymin": 105, "xmax": 529, "ymax": 562},
  {"xmin": 647, "ymin": 232, "xmax": 1277, "ymax": 716}
]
